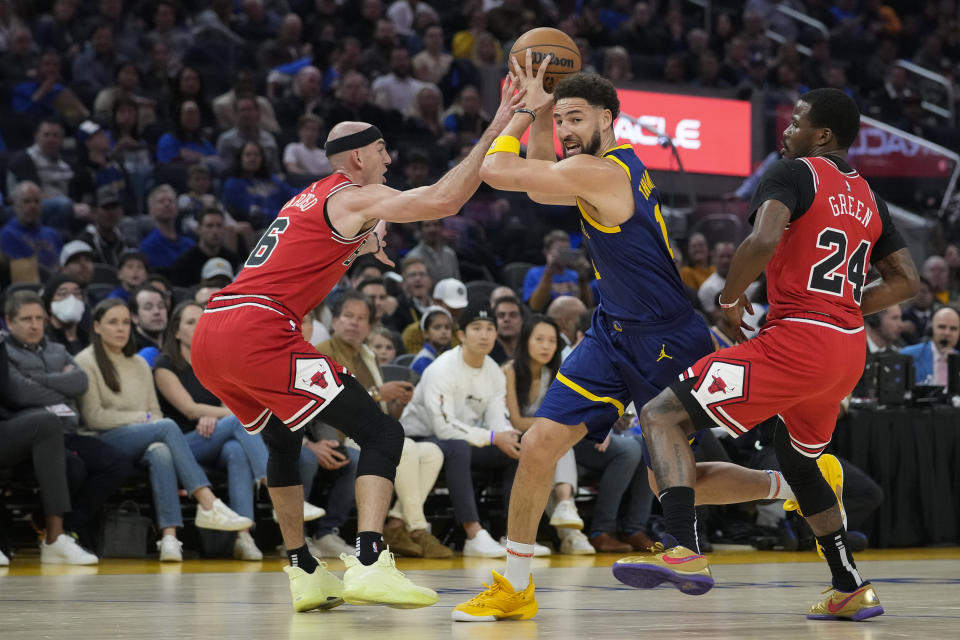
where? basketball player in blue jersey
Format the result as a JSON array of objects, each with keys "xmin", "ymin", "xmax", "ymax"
[{"xmin": 453, "ymin": 54, "xmax": 719, "ymax": 622}]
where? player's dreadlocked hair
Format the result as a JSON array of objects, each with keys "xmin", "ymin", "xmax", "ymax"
[
  {"xmin": 800, "ymin": 88, "xmax": 861, "ymax": 149},
  {"xmin": 553, "ymin": 73, "xmax": 620, "ymax": 121}
]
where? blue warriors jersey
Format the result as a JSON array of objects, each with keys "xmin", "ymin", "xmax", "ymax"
[{"xmin": 578, "ymin": 145, "xmax": 691, "ymax": 322}]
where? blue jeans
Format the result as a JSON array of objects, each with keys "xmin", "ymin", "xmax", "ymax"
[
  {"xmin": 308, "ymin": 447, "xmax": 359, "ymax": 537},
  {"xmin": 183, "ymin": 416, "xmax": 268, "ymax": 521},
  {"xmin": 97, "ymin": 419, "xmax": 211, "ymax": 529},
  {"xmin": 574, "ymin": 434, "xmax": 643, "ymax": 535}
]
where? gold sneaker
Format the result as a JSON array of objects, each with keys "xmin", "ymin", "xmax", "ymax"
[
  {"xmin": 451, "ymin": 571, "xmax": 537, "ymax": 622},
  {"xmin": 783, "ymin": 454, "xmax": 846, "ymax": 558},
  {"xmin": 284, "ymin": 560, "xmax": 344, "ymax": 612},
  {"xmin": 807, "ymin": 583, "xmax": 884, "ymax": 621},
  {"xmin": 612, "ymin": 538, "xmax": 713, "ymax": 595},
  {"xmin": 341, "ymin": 549, "xmax": 438, "ymax": 609}
]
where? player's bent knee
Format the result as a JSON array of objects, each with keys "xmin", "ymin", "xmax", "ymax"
[
  {"xmin": 355, "ymin": 413, "xmax": 404, "ymax": 482},
  {"xmin": 521, "ymin": 423, "xmax": 571, "ymax": 465},
  {"xmin": 262, "ymin": 415, "xmax": 304, "ymax": 487}
]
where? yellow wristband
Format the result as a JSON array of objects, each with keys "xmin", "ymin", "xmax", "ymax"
[{"xmin": 486, "ymin": 135, "xmax": 520, "ymax": 156}]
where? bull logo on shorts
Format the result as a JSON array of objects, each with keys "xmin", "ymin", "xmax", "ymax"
[
  {"xmin": 708, "ymin": 374, "xmax": 728, "ymax": 394},
  {"xmin": 309, "ymin": 370, "xmax": 328, "ymax": 389}
]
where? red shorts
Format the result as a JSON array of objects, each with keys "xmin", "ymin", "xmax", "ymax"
[
  {"xmin": 192, "ymin": 294, "xmax": 348, "ymax": 433},
  {"xmin": 671, "ymin": 316, "xmax": 866, "ymax": 458}
]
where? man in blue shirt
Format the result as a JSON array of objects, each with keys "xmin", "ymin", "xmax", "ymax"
[
  {"xmin": 139, "ymin": 184, "xmax": 195, "ymax": 270},
  {"xmin": 0, "ymin": 181, "xmax": 62, "ymax": 283},
  {"xmin": 522, "ymin": 229, "xmax": 595, "ymax": 312}
]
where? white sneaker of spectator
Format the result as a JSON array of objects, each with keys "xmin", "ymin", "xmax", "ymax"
[
  {"xmin": 462, "ymin": 529, "xmax": 506, "ymax": 557},
  {"xmin": 195, "ymin": 498, "xmax": 253, "ymax": 531},
  {"xmin": 0, "ymin": 547, "xmax": 9, "ymax": 566},
  {"xmin": 558, "ymin": 529, "xmax": 596, "ymax": 555},
  {"xmin": 549, "ymin": 499, "xmax": 584, "ymax": 530},
  {"xmin": 499, "ymin": 536, "xmax": 551, "ymax": 557},
  {"xmin": 310, "ymin": 529, "xmax": 355, "ymax": 558},
  {"xmin": 272, "ymin": 502, "xmax": 326, "ymax": 523},
  {"xmin": 157, "ymin": 535, "xmax": 183, "ymax": 562},
  {"xmin": 233, "ymin": 531, "xmax": 263, "ymax": 561},
  {"xmin": 40, "ymin": 534, "xmax": 98, "ymax": 565}
]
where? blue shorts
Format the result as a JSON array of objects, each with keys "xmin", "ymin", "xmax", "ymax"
[{"xmin": 536, "ymin": 307, "xmax": 714, "ymax": 442}]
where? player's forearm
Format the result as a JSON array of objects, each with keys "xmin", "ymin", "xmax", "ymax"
[
  {"xmin": 523, "ymin": 111, "xmax": 557, "ymax": 162},
  {"xmin": 860, "ymin": 248, "xmax": 920, "ymax": 316},
  {"xmin": 430, "ymin": 120, "xmax": 505, "ymax": 209},
  {"xmin": 720, "ymin": 236, "xmax": 777, "ymax": 303}
]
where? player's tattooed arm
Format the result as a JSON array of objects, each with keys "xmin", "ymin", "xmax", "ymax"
[{"xmin": 860, "ymin": 247, "xmax": 920, "ymax": 317}]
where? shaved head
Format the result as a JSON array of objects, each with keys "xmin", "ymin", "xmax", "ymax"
[{"xmin": 327, "ymin": 121, "xmax": 382, "ymax": 168}]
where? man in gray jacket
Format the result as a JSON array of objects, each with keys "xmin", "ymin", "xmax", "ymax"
[{"xmin": 2, "ymin": 290, "xmax": 131, "ymax": 561}]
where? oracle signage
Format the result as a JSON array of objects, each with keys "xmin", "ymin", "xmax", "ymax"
[
  {"xmin": 775, "ymin": 105, "xmax": 958, "ymax": 179},
  {"xmin": 521, "ymin": 88, "xmax": 752, "ymax": 176},
  {"xmin": 613, "ymin": 89, "xmax": 752, "ymax": 176}
]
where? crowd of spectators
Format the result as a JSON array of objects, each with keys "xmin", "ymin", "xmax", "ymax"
[{"xmin": 4, "ymin": 0, "xmax": 960, "ymax": 564}]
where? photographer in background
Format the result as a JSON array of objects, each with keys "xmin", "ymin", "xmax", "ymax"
[{"xmin": 523, "ymin": 230, "xmax": 595, "ymax": 312}]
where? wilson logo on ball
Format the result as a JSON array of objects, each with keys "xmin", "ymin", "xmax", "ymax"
[{"xmin": 530, "ymin": 51, "xmax": 576, "ymax": 68}]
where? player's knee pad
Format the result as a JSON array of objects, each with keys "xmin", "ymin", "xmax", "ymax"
[
  {"xmin": 261, "ymin": 415, "xmax": 304, "ymax": 487},
  {"xmin": 774, "ymin": 420, "xmax": 836, "ymax": 516},
  {"xmin": 353, "ymin": 412, "xmax": 405, "ymax": 483}
]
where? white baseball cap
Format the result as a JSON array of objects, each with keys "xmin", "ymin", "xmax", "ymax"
[
  {"xmin": 201, "ymin": 257, "xmax": 234, "ymax": 282},
  {"xmin": 432, "ymin": 278, "xmax": 468, "ymax": 309},
  {"xmin": 60, "ymin": 240, "xmax": 95, "ymax": 266}
]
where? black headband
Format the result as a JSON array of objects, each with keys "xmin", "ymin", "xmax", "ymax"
[{"xmin": 324, "ymin": 125, "xmax": 384, "ymax": 155}]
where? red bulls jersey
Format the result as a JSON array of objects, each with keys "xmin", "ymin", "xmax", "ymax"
[
  {"xmin": 752, "ymin": 155, "xmax": 904, "ymax": 329},
  {"xmin": 215, "ymin": 173, "xmax": 374, "ymax": 321}
]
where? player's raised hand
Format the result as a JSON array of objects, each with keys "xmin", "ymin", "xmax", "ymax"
[
  {"xmin": 511, "ymin": 48, "xmax": 553, "ymax": 114},
  {"xmin": 490, "ymin": 72, "xmax": 526, "ymax": 132}
]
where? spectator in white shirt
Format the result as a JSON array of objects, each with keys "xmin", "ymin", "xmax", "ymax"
[
  {"xmin": 372, "ymin": 46, "xmax": 424, "ymax": 114},
  {"xmin": 283, "ymin": 114, "xmax": 332, "ymax": 177},
  {"xmin": 400, "ymin": 303, "xmax": 521, "ymax": 557}
]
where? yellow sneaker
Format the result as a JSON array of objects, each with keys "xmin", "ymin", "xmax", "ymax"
[
  {"xmin": 783, "ymin": 454, "xmax": 846, "ymax": 558},
  {"xmin": 612, "ymin": 538, "xmax": 713, "ymax": 595},
  {"xmin": 284, "ymin": 560, "xmax": 344, "ymax": 612},
  {"xmin": 451, "ymin": 571, "xmax": 537, "ymax": 622},
  {"xmin": 807, "ymin": 583, "xmax": 884, "ymax": 621},
  {"xmin": 340, "ymin": 549, "xmax": 438, "ymax": 609}
]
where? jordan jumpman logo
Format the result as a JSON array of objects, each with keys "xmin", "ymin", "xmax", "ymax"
[{"xmin": 657, "ymin": 344, "xmax": 673, "ymax": 362}]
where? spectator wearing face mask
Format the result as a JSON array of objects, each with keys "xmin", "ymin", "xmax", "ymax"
[{"xmin": 43, "ymin": 273, "xmax": 90, "ymax": 355}]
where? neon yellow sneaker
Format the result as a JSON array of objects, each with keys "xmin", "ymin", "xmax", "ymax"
[
  {"xmin": 612, "ymin": 537, "xmax": 713, "ymax": 595},
  {"xmin": 340, "ymin": 549, "xmax": 438, "ymax": 609},
  {"xmin": 451, "ymin": 571, "xmax": 537, "ymax": 622},
  {"xmin": 807, "ymin": 583, "xmax": 884, "ymax": 621},
  {"xmin": 783, "ymin": 454, "xmax": 846, "ymax": 558},
  {"xmin": 283, "ymin": 560, "xmax": 344, "ymax": 612}
]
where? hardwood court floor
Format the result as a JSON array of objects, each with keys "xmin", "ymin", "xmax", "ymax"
[{"xmin": 2, "ymin": 547, "xmax": 958, "ymax": 639}]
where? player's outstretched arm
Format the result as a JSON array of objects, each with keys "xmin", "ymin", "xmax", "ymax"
[
  {"xmin": 860, "ymin": 247, "xmax": 920, "ymax": 316},
  {"xmin": 344, "ymin": 76, "xmax": 525, "ymax": 225}
]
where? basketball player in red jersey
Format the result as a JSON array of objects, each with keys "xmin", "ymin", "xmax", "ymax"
[
  {"xmin": 617, "ymin": 89, "xmax": 920, "ymax": 621},
  {"xmin": 192, "ymin": 77, "xmax": 524, "ymax": 612}
]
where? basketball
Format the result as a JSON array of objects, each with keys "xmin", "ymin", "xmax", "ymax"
[{"xmin": 509, "ymin": 27, "xmax": 582, "ymax": 93}]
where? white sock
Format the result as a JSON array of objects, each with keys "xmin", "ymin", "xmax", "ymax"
[
  {"xmin": 765, "ymin": 470, "xmax": 796, "ymax": 501},
  {"xmin": 503, "ymin": 539, "xmax": 533, "ymax": 591}
]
